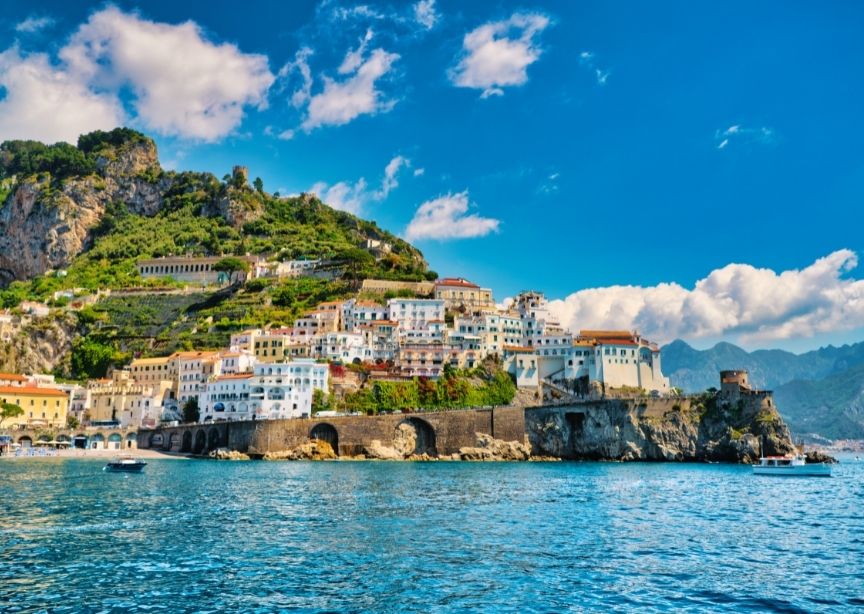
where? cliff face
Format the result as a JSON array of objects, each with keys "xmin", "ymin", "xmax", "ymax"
[
  {"xmin": 526, "ymin": 394, "xmax": 795, "ymax": 463},
  {"xmin": 0, "ymin": 312, "xmax": 78, "ymax": 375},
  {"xmin": 0, "ymin": 139, "xmax": 170, "ymax": 284}
]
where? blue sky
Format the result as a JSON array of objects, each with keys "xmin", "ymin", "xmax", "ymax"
[{"xmin": 1, "ymin": 1, "xmax": 864, "ymax": 351}]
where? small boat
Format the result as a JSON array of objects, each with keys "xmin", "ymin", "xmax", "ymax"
[
  {"xmin": 104, "ymin": 456, "xmax": 147, "ymax": 473},
  {"xmin": 752, "ymin": 454, "xmax": 831, "ymax": 477}
]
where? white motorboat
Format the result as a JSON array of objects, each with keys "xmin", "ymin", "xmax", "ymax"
[
  {"xmin": 752, "ymin": 454, "xmax": 831, "ymax": 477},
  {"xmin": 104, "ymin": 456, "xmax": 147, "ymax": 473}
]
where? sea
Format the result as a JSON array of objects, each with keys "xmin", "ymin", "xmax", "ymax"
[{"xmin": 1, "ymin": 458, "xmax": 862, "ymax": 613}]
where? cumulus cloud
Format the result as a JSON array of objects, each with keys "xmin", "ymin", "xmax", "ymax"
[
  {"xmin": 280, "ymin": 47, "xmax": 314, "ymax": 108},
  {"xmin": 292, "ymin": 30, "xmax": 399, "ymax": 132},
  {"xmin": 449, "ymin": 13, "xmax": 550, "ymax": 98},
  {"xmin": 414, "ymin": 0, "xmax": 439, "ymax": 30},
  {"xmin": 405, "ymin": 191, "xmax": 501, "ymax": 240},
  {"xmin": 377, "ymin": 155, "xmax": 411, "ymax": 198},
  {"xmin": 715, "ymin": 124, "xmax": 775, "ymax": 150},
  {"xmin": 546, "ymin": 250, "xmax": 864, "ymax": 345},
  {"xmin": 15, "ymin": 16, "xmax": 55, "ymax": 33},
  {"xmin": 60, "ymin": 7, "xmax": 274, "ymax": 141},
  {"xmin": 0, "ymin": 48, "xmax": 124, "ymax": 143},
  {"xmin": 309, "ymin": 178, "xmax": 369, "ymax": 215}
]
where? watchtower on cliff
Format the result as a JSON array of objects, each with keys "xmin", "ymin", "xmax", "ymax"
[
  {"xmin": 231, "ymin": 165, "xmax": 249, "ymax": 185},
  {"xmin": 720, "ymin": 369, "xmax": 750, "ymax": 398}
]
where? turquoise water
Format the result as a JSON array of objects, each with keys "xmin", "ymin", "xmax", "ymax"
[{"xmin": 1, "ymin": 459, "xmax": 862, "ymax": 613}]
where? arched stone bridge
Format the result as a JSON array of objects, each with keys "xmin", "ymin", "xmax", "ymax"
[
  {"xmin": 4, "ymin": 427, "xmax": 139, "ymax": 450},
  {"xmin": 138, "ymin": 407, "xmax": 527, "ymax": 457}
]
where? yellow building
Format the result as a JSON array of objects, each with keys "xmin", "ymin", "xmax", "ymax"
[
  {"xmin": 434, "ymin": 278, "xmax": 495, "ymax": 311},
  {"xmin": 0, "ymin": 385, "xmax": 69, "ymax": 428}
]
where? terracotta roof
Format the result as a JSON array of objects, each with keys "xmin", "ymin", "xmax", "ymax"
[
  {"xmin": 595, "ymin": 338, "xmax": 638, "ymax": 346},
  {"xmin": 131, "ymin": 357, "xmax": 171, "ymax": 366},
  {"xmin": 0, "ymin": 373, "xmax": 28, "ymax": 382},
  {"xmin": 579, "ymin": 330, "xmax": 634, "ymax": 339},
  {"xmin": 170, "ymin": 351, "xmax": 219, "ymax": 359},
  {"xmin": 0, "ymin": 385, "xmax": 68, "ymax": 397},
  {"xmin": 435, "ymin": 277, "xmax": 480, "ymax": 289},
  {"xmin": 503, "ymin": 345, "xmax": 535, "ymax": 353},
  {"xmin": 214, "ymin": 373, "xmax": 253, "ymax": 381}
]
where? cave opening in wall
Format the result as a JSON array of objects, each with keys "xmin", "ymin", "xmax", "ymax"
[
  {"xmin": 565, "ymin": 412, "xmax": 585, "ymax": 456},
  {"xmin": 310, "ymin": 423, "xmax": 339, "ymax": 455}
]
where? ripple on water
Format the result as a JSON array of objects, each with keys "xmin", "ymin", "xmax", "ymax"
[{"xmin": 0, "ymin": 459, "xmax": 862, "ymax": 612}]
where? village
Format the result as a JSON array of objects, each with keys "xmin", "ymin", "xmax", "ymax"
[{"xmin": 0, "ymin": 255, "xmax": 671, "ymax": 449}]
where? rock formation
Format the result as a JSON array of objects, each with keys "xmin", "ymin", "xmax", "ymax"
[
  {"xmin": 459, "ymin": 433, "xmax": 532, "ymax": 461},
  {"xmin": 262, "ymin": 439, "xmax": 337, "ymax": 460},
  {"xmin": 527, "ymin": 393, "xmax": 796, "ymax": 463},
  {"xmin": 209, "ymin": 448, "xmax": 250, "ymax": 460}
]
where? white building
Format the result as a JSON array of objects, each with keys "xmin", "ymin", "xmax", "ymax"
[
  {"xmin": 249, "ymin": 360, "xmax": 329, "ymax": 419},
  {"xmin": 201, "ymin": 373, "xmax": 253, "ymax": 422},
  {"xmin": 343, "ymin": 299, "xmax": 388, "ymax": 332},
  {"xmin": 387, "ymin": 298, "xmax": 445, "ymax": 337}
]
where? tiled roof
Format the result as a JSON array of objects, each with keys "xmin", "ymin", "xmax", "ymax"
[
  {"xmin": 0, "ymin": 373, "xmax": 28, "ymax": 382},
  {"xmin": 435, "ymin": 277, "xmax": 480, "ymax": 288},
  {"xmin": 0, "ymin": 385, "xmax": 68, "ymax": 397}
]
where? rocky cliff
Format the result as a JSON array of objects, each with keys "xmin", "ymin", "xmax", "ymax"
[
  {"xmin": 0, "ymin": 137, "xmax": 168, "ymax": 284},
  {"xmin": 526, "ymin": 393, "xmax": 795, "ymax": 463},
  {"xmin": 0, "ymin": 312, "xmax": 78, "ymax": 375}
]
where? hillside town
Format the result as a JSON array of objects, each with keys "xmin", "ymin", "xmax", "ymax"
[{"xmin": 1, "ymin": 263, "xmax": 670, "ymax": 440}]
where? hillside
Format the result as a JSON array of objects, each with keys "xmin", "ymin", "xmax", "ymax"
[
  {"xmin": 0, "ymin": 128, "xmax": 435, "ymax": 378},
  {"xmin": 773, "ymin": 364, "xmax": 864, "ymax": 440},
  {"xmin": 662, "ymin": 338, "xmax": 864, "ymax": 440}
]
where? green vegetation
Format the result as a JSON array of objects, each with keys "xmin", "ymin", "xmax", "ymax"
[
  {"xmin": 182, "ymin": 398, "xmax": 200, "ymax": 424},
  {"xmin": 1, "ymin": 402, "xmax": 24, "ymax": 421},
  {"xmin": 213, "ymin": 257, "xmax": 250, "ymax": 285},
  {"xmin": 70, "ymin": 338, "xmax": 126, "ymax": 379},
  {"xmin": 337, "ymin": 368, "xmax": 516, "ymax": 413}
]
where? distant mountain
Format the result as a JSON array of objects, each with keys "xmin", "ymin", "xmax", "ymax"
[
  {"xmin": 662, "ymin": 339, "xmax": 864, "ymax": 440},
  {"xmin": 661, "ymin": 339, "xmax": 864, "ymax": 392},
  {"xmin": 774, "ymin": 364, "xmax": 864, "ymax": 440}
]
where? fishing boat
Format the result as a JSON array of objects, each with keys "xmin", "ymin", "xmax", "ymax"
[
  {"xmin": 752, "ymin": 454, "xmax": 831, "ymax": 477},
  {"xmin": 104, "ymin": 456, "xmax": 147, "ymax": 473}
]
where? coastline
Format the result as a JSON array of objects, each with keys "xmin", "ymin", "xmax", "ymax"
[{"xmin": 0, "ymin": 448, "xmax": 189, "ymax": 461}]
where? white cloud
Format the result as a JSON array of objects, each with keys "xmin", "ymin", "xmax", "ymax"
[
  {"xmin": 579, "ymin": 50, "xmax": 610, "ymax": 85},
  {"xmin": 15, "ymin": 16, "xmax": 54, "ymax": 33},
  {"xmin": 715, "ymin": 124, "xmax": 774, "ymax": 149},
  {"xmin": 547, "ymin": 250, "xmax": 864, "ymax": 345},
  {"xmin": 377, "ymin": 155, "xmax": 411, "ymax": 198},
  {"xmin": 405, "ymin": 191, "xmax": 501, "ymax": 240},
  {"xmin": 449, "ymin": 13, "xmax": 550, "ymax": 98},
  {"xmin": 413, "ymin": 167, "xmax": 425, "ymax": 177},
  {"xmin": 414, "ymin": 0, "xmax": 439, "ymax": 30},
  {"xmin": 309, "ymin": 178, "xmax": 369, "ymax": 215},
  {"xmin": 310, "ymin": 155, "xmax": 414, "ymax": 214},
  {"xmin": 280, "ymin": 47, "xmax": 314, "ymax": 108},
  {"xmin": 297, "ymin": 40, "xmax": 399, "ymax": 131},
  {"xmin": 60, "ymin": 7, "xmax": 274, "ymax": 141},
  {"xmin": 0, "ymin": 48, "xmax": 124, "ymax": 143}
]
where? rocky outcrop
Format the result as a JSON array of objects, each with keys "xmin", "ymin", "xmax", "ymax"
[
  {"xmin": 209, "ymin": 448, "xmax": 250, "ymax": 460},
  {"xmin": 263, "ymin": 439, "xmax": 337, "ymax": 460},
  {"xmin": 805, "ymin": 450, "xmax": 838, "ymax": 464},
  {"xmin": 0, "ymin": 312, "xmax": 78, "ymax": 374},
  {"xmin": 459, "ymin": 433, "xmax": 532, "ymax": 461},
  {"xmin": 361, "ymin": 439, "xmax": 405, "ymax": 460},
  {"xmin": 527, "ymin": 395, "xmax": 796, "ymax": 463},
  {"xmin": 0, "ymin": 138, "xmax": 173, "ymax": 284}
]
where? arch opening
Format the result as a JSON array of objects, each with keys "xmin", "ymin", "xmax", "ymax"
[
  {"xmin": 207, "ymin": 428, "xmax": 220, "ymax": 452},
  {"xmin": 395, "ymin": 418, "xmax": 437, "ymax": 457},
  {"xmin": 193, "ymin": 430, "xmax": 206, "ymax": 455},
  {"xmin": 310, "ymin": 423, "xmax": 339, "ymax": 456}
]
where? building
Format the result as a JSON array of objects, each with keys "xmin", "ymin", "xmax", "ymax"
[
  {"xmin": 387, "ymin": 298, "xmax": 445, "ymax": 335},
  {"xmin": 200, "ymin": 373, "xmax": 253, "ymax": 422},
  {"xmin": 229, "ymin": 329, "xmax": 262, "ymax": 353},
  {"xmin": 434, "ymin": 278, "xmax": 495, "ymax": 311},
  {"xmin": 249, "ymin": 360, "xmax": 329, "ymax": 419},
  {"xmin": 342, "ymin": 299, "xmax": 387, "ymax": 332},
  {"xmin": 129, "ymin": 356, "xmax": 173, "ymax": 386},
  {"xmin": 0, "ymin": 385, "xmax": 69, "ymax": 428},
  {"xmin": 86, "ymin": 371, "xmax": 171, "ymax": 428},
  {"xmin": 136, "ymin": 255, "xmax": 260, "ymax": 285},
  {"xmin": 0, "ymin": 373, "xmax": 28, "ymax": 387}
]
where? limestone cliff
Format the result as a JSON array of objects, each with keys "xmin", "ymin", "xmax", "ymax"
[
  {"xmin": 0, "ymin": 312, "xmax": 78, "ymax": 375},
  {"xmin": 0, "ymin": 138, "xmax": 170, "ymax": 284},
  {"xmin": 526, "ymin": 393, "xmax": 795, "ymax": 463}
]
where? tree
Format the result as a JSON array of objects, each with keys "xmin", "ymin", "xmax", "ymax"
[
  {"xmin": 253, "ymin": 177, "xmax": 264, "ymax": 194},
  {"xmin": 182, "ymin": 398, "xmax": 200, "ymax": 424},
  {"xmin": 71, "ymin": 338, "xmax": 116, "ymax": 379},
  {"xmin": 213, "ymin": 257, "xmax": 250, "ymax": 285},
  {"xmin": 66, "ymin": 414, "xmax": 80, "ymax": 429},
  {"xmin": 1, "ymin": 402, "xmax": 24, "ymax": 422}
]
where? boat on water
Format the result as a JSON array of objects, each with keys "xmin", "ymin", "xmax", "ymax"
[
  {"xmin": 104, "ymin": 456, "xmax": 147, "ymax": 473},
  {"xmin": 753, "ymin": 454, "xmax": 831, "ymax": 477}
]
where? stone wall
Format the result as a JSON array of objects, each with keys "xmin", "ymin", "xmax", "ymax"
[{"xmin": 138, "ymin": 407, "xmax": 526, "ymax": 457}]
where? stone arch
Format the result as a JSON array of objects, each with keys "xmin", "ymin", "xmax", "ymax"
[
  {"xmin": 310, "ymin": 423, "xmax": 339, "ymax": 456},
  {"xmin": 207, "ymin": 428, "xmax": 220, "ymax": 451},
  {"xmin": 90, "ymin": 433, "xmax": 105, "ymax": 449},
  {"xmin": 149, "ymin": 432, "xmax": 163, "ymax": 448},
  {"xmin": 181, "ymin": 431, "xmax": 192, "ymax": 453},
  {"xmin": 169, "ymin": 432, "xmax": 181, "ymax": 450},
  {"xmin": 396, "ymin": 417, "xmax": 437, "ymax": 457},
  {"xmin": 108, "ymin": 433, "xmax": 123, "ymax": 450},
  {"xmin": 193, "ymin": 430, "xmax": 206, "ymax": 454},
  {"xmin": 17, "ymin": 435, "xmax": 32, "ymax": 447},
  {"xmin": 125, "ymin": 433, "xmax": 137, "ymax": 449}
]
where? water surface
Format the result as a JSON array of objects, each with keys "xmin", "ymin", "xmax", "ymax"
[{"xmin": 1, "ymin": 459, "xmax": 862, "ymax": 612}]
